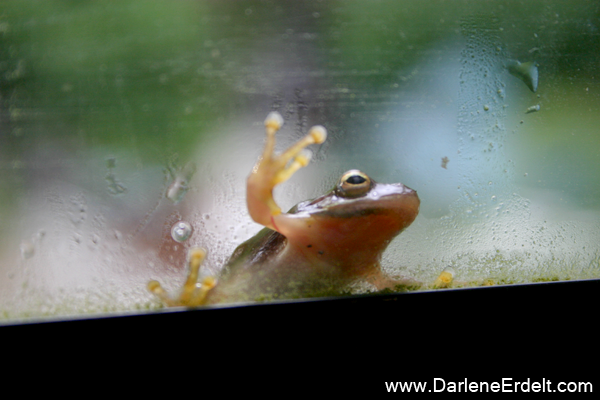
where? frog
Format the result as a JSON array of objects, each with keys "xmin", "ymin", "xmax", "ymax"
[{"xmin": 148, "ymin": 111, "xmax": 454, "ymax": 307}]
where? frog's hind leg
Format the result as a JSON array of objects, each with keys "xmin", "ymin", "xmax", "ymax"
[
  {"xmin": 148, "ymin": 247, "xmax": 216, "ymax": 307},
  {"xmin": 247, "ymin": 112, "xmax": 327, "ymax": 229}
]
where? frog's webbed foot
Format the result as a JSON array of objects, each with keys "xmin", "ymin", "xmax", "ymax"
[
  {"xmin": 247, "ymin": 112, "xmax": 327, "ymax": 229},
  {"xmin": 148, "ymin": 247, "xmax": 217, "ymax": 307}
]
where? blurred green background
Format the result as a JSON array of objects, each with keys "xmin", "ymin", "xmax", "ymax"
[{"xmin": 1, "ymin": 0, "xmax": 599, "ymax": 320}]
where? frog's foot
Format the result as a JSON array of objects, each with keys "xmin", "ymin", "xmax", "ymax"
[
  {"xmin": 247, "ymin": 112, "xmax": 327, "ymax": 228},
  {"xmin": 432, "ymin": 266, "xmax": 455, "ymax": 289},
  {"xmin": 148, "ymin": 247, "xmax": 217, "ymax": 307}
]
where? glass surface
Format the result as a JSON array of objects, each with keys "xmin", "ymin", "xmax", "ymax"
[{"xmin": 1, "ymin": 0, "xmax": 599, "ymax": 321}]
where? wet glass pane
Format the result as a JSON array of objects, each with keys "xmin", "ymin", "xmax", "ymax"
[{"xmin": 1, "ymin": 0, "xmax": 599, "ymax": 321}]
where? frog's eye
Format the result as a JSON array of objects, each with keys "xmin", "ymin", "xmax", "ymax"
[{"xmin": 336, "ymin": 170, "xmax": 372, "ymax": 198}]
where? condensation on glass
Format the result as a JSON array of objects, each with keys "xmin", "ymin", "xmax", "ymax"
[{"xmin": 0, "ymin": 1, "xmax": 598, "ymax": 321}]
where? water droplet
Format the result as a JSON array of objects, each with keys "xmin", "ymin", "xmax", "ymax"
[
  {"xmin": 166, "ymin": 162, "xmax": 196, "ymax": 204},
  {"xmin": 506, "ymin": 60, "xmax": 538, "ymax": 92},
  {"xmin": 105, "ymin": 157, "xmax": 127, "ymax": 195},
  {"xmin": 171, "ymin": 221, "xmax": 193, "ymax": 243},
  {"xmin": 20, "ymin": 241, "xmax": 34, "ymax": 259}
]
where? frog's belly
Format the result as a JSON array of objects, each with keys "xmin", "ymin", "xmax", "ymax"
[{"xmin": 204, "ymin": 245, "xmax": 372, "ymax": 304}]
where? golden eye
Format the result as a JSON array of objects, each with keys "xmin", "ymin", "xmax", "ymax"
[{"xmin": 336, "ymin": 170, "xmax": 372, "ymax": 198}]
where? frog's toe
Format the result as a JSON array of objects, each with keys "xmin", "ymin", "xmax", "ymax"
[
  {"xmin": 274, "ymin": 149, "xmax": 312, "ymax": 184},
  {"xmin": 308, "ymin": 125, "xmax": 327, "ymax": 144},
  {"xmin": 271, "ymin": 125, "xmax": 326, "ymax": 184},
  {"xmin": 148, "ymin": 280, "xmax": 177, "ymax": 307},
  {"xmin": 264, "ymin": 111, "xmax": 284, "ymax": 134},
  {"xmin": 148, "ymin": 247, "xmax": 216, "ymax": 307},
  {"xmin": 278, "ymin": 125, "xmax": 327, "ymax": 168},
  {"xmin": 432, "ymin": 266, "xmax": 455, "ymax": 288}
]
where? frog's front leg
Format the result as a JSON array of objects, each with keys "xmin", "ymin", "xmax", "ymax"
[
  {"xmin": 246, "ymin": 111, "xmax": 327, "ymax": 232},
  {"xmin": 148, "ymin": 248, "xmax": 216, "ymax": 307}
]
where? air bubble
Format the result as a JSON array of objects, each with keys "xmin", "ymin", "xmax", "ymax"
[{"xmin": 171, "ymin": 221, "xmax": 193, "ymax": 243}]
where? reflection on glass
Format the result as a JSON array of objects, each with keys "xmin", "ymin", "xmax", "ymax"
[{"xmin": 0, "ymin": 1, "xmax": 599, "ymax": 321}]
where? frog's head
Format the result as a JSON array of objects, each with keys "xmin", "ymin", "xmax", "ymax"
[
  {"xmin": 298, "ymin": 170, "xmax": 419, "ymax": 223},
  {"xmin": 288, "ymin": 170, "xmax": 420, "ymax": 266}
]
